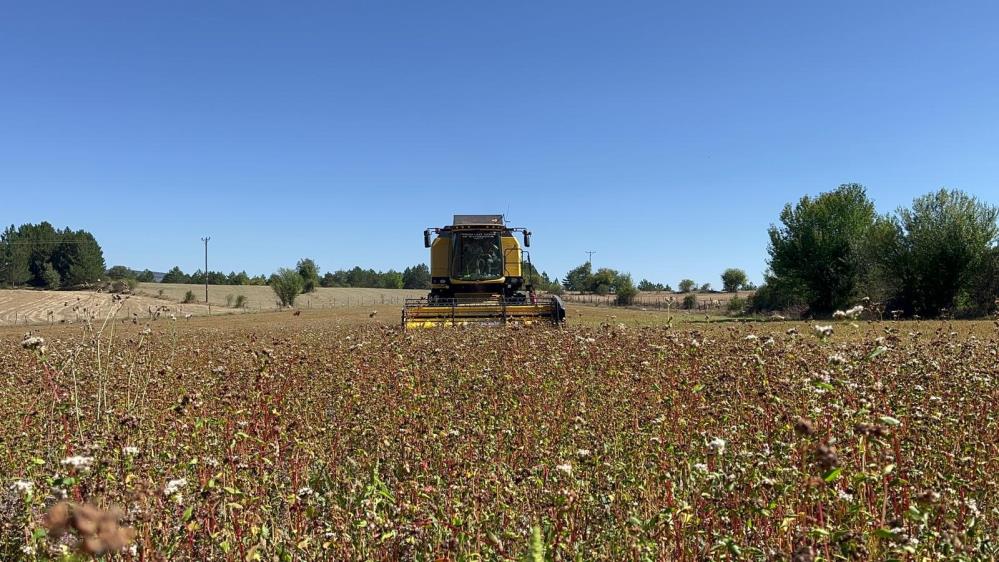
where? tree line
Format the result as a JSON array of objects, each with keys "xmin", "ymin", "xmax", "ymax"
[
  {"xmin": 562, "ymin": 263, "xmax": 754, "ymax": 298},
  {"xmin": 146, "ymin": 262, "xmax": 433, "ymax": 290},
  {"xmin": 753, "ymin": 185, "xmax": 999, "ymax": 317},
  {"xmin": 1, "ymin": 223, "xmax": 106, "ymax": 289}
]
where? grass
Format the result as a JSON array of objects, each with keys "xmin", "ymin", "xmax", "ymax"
[{"xmin": 1, "ymin": 306, "xmax": 997, "ymax": 560}]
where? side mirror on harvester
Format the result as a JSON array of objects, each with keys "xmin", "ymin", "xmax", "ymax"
[
  {"xmin": 424, "ymin": 230, "xmax": 432, "ymax": 248},
  {"xmin": 523, "ymin": 231, "xmax": 531, "ymax": 247}
]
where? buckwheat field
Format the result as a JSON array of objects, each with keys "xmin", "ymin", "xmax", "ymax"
[{"xmin": 2, "ymin": 309, "xmax": 997, "ymax": 560}]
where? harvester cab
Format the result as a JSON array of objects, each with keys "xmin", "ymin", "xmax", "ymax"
[{"xmin": 402, "ymin": 215, "xmax": 566, "ymax": 328}]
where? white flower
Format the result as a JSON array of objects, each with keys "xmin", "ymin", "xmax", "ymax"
[
  {"xmin": 576, "ymin": 448, "xmax": 591, "ymax": 458},
  {"xmin": 297, "ymin": 486, "xmax": 315, "ymax": 497},
  {"xmin": 61, "ymin": 456, "xmax": 94, "ymax": 470},
  {"xmin": 690, "ymin": 339, "xmax": 700, "ymax": 348},
  {"xmin": 828, "ymin": 354, "xmax": 848, "ymax": 365},
  {"xmin": 837, "ymin": 489, "xmax": 854, "ymax": 502},
  {"xmin": 708, "ymin": 437, "xmax": 727, "ymax": 454},
  {"xmin": 169, "ymin": 314, "xmax": 177, "ymax": 321},
  {"xmin": 555, "ymin": 463, "xmax": 573, "ymax": 476},
  {"xmin": 122, "ymin": 446, "xmax": 140, "ymax": 455},
  {"xmin": 20, "ymin": 335, "xmax": 46, "ymax": 353},
  {"xmin": 744, "ymin": 334, "xmax": 758, "ymax": 341},
  {"xmin": 164, "ymin": 478, "xmax": 187, "ymax": 496},
  {"xmin": 845, "ymin": 305, "xmax": 864, "ymax": 318},
  {"xmin": 832, "ymin": 310, "xmax": 847, "ymax": 320},
  {"xmin": 693, "ymin": 463, "xmax": 709, "ymax": 473},
  {"xmin": 813, "ymin": 325, "xmax": 833, "ymax": 338},
  {"xmin": 11, "ymin": 479, "xmax": 33, "ymax": 496}
]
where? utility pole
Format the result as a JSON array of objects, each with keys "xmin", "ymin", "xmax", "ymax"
[
  {"xmin": 201, "ymin": 236, "xmax": 210, "ymax": 303},
  {"xmin": 585, "ymin": 250, "xmax": 596, "ymax": 269}
]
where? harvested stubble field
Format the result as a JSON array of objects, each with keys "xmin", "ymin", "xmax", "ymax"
[
  {"xmin": 0, "ymin": 286, "xmax": 433, "ymax": 328},
  {"xmin": 137, "ymin": 284, "xmax": 428, "ymax": 312},
  {"xmin": 0, "ymin": 290, "xmax": 216, "ymax": 327},
  {"xmin": 1, "ymin": 310, "xmax": 997, "ymax": 560}
]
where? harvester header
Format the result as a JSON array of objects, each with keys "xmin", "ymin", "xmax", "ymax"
[{"xmin": 402, "ymin": 215, "xmax": 565, "ymax": 328}]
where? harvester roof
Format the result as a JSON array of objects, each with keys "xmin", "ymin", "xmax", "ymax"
[{"xmin": 452, "ymin": 214, "xmax": 504, "ymax": 226}]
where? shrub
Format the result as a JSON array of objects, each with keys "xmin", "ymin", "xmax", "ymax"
[
  {"xmin": 682, "ymin": 294, "xmax": 697, "ymax": 309},
  {"xmin": 109, "ymin": 278, "xmax": 136, "ymax": 294},
  {"xmin": 727, "ymin": 296, "xmax": 747, "ymax": 314},
  {"xmin": 225, "ymin": 294, "xmax": 234, "ymax": 307},
  {"xmin": 234, "ymin": 295, "xmax": 247, "ymax": 308},
  {"xmin": 271, "ymin": 268, "xmax": 304, "ymax": 307},
  {"xmin": 616, "ymin": 284, "xmax": 638, "ymax": 305},
  {"xmin": 182, "ymin": 290, "xmax": 196, "ymax": 304}
]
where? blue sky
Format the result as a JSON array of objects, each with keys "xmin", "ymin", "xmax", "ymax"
[{"xmin": 2, "ymin": 1, "xmax": 998, "ymax": 286}]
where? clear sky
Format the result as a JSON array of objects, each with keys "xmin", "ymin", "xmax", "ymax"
[{"xmin": 2, "ymin": 2, "xmax": 998, "ymax": 286}]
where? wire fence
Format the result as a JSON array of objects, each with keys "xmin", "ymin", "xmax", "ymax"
[{"xmin": 558, "ymin": 292, "xmax": 742, "ymax": 311}]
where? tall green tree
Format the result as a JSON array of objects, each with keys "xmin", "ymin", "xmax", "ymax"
[
  {"xmin": 106, "ymin": 265, "xmax": 134, "ymax": 280},
  {"xmin": 297, "ymin": 258, "xmax": 320, "ymax": 293},
  {"xmin": 402, "ymin": 264, "xmax": 431, "ymax": 289},
  {"xmin": 721, "ymin": 268, "xmax": 748, "ymax": 292},
  {"xmin": 615, "ymin": 273, "xmax": 638, "ymax": 305},
  {"xmin": 41, "ymin": 262, "xmax": 61, "ymax": 289},
  {"xmin": 891, "ymin": 189, "xmax": 999, "ymax": 315},
  {"xmin": 270, "ymin": 268, "xmax": 304, "ymax": 306},
  {"xmin": 0, "ymin": 225, "xmax": 31, "ymax": 287},
  {"xmin": 767, "ymin": 184, "xmax": 879, "ymax": 314},
  {"xmin": 161, "ymin": 266, "xmax": 191, "ymax": 284},
  {"xmin": 380, "ymin": 270, "xmax": 404, "ymax": 289},
  {"xmin": 678, "ymin": 279, "xmax": 696, "ymax": 293},
  {"xmin": 0, "ymin": 223, "xmax": 105, "ymax": 288},
  {"xmin": 562, "ymin": 262, "xmax": 592, "ymax": 292}
]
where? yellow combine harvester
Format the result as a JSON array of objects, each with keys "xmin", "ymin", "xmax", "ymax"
[{"xmin": 402, "ymin": 214, "xmax": 566, "ymax": 328}]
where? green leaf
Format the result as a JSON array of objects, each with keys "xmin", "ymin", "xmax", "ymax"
[
  {"xmin": 880, "ymin": 416, "xmax": 901, "ymax": 427},
  {"xmin": 874, "ymin": 528, "xmax": 899, "ymax": 540},
  {"xmin": 691, "ymin": 384, "xmax": 704, "ymax": 393},
  {"xmin": 867, "ymin": 346, "xmax": 888, "ymax": 359},
  {"xmin": 182, "ymin": 506, "xmax": 194, "ymax": 522},
  {"xmin": 823, "ymin": 468, "xmax": 843, "ymax": 483}
]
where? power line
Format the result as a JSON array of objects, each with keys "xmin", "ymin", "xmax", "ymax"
[
  {"xmin": 0, "ymin": 240, "xmax": 98, "ymax": 245},
  {"xmin": 585, "ymin": 250, "xmax": 596, "ymax": 267}
]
